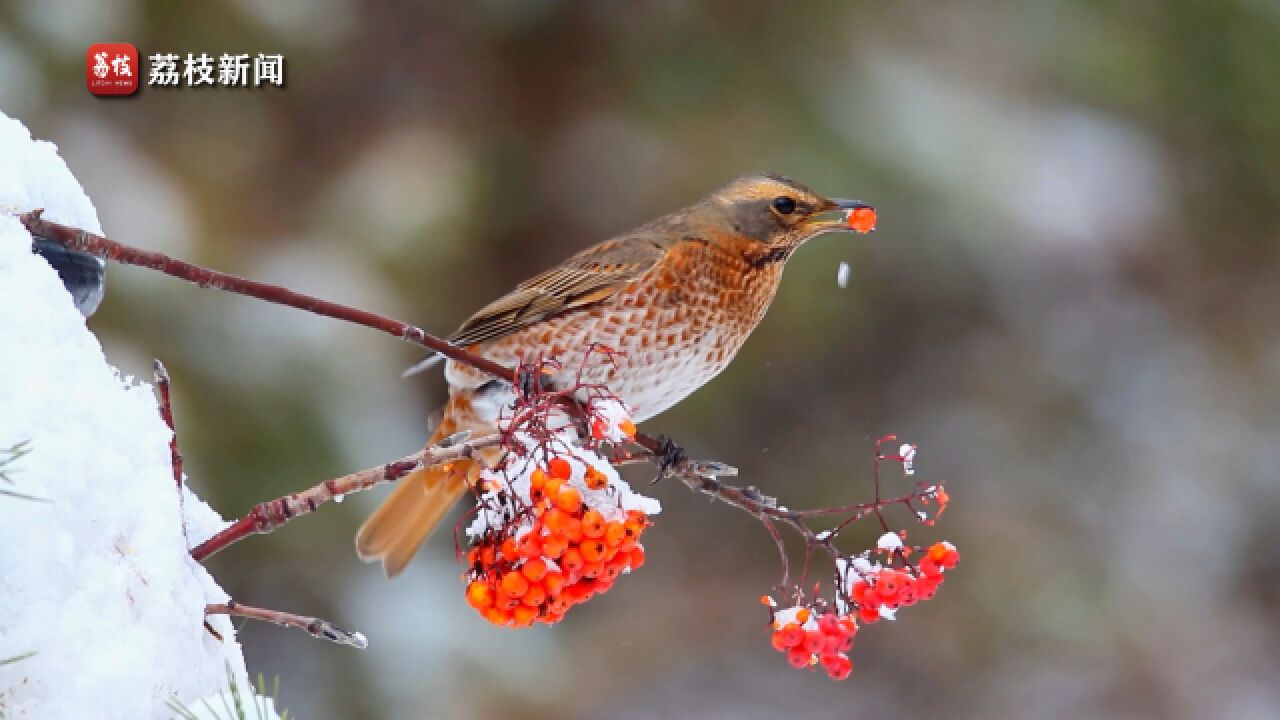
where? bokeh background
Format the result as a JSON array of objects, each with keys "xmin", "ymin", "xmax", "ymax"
[{"xmin": 4, "ymin": 1, "xmax": 1280, "ymax": 718}]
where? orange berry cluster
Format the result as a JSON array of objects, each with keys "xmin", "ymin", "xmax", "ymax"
[
  {"xmin": 850, "ymin": 541, "xmax": 959, "ymax": 625},
  {"xmin": 767, "ymin": 606, "xmax": 858, "ymax": 680},
  {"xmin": 464, "ymin": 457, "xmax": 650, "ymax": 627}
]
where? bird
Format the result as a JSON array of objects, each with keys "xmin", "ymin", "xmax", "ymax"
[{"xmin": 356, "ymin": 173, "xmax": 873, "ymax": 576}]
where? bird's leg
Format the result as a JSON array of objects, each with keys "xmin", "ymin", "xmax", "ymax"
[
  {"xmin": 558, "ymin": 395, "xmax": 594, "ymax": 440},
  {"xmin": 515, "ymin": 362, "xmax": 543, "ymax": 401}
]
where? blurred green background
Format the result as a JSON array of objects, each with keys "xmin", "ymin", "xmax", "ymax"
[{"xmin": 4, "ymin": 1, "xmax": 1280, "ymax": 718}]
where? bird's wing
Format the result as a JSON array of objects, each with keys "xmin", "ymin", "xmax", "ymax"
[{"xmin": 447, "ymin": 234, "xmax": 671, "ymax": 348}]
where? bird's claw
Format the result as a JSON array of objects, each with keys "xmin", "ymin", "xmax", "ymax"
[
  {"xmin": 515, "ymin": 364, "xmax": 544, "ymax": 400},
  {"xmin": 651, "ymin": 435, "xmax": 688, "ymax": 484}
]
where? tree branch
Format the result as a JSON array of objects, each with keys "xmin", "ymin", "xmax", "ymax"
[
  {"xmin": 18, "ymin": 209, "xmax": 512, "ymax": 379},
  {"xmin": 191, "ymin": 433, "xmax": 503, "ymax": 561}
]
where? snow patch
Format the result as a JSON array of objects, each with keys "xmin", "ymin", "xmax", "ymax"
[
  {"xmin": 898, "ymin": 443, "xmax": 917, "ymax": 475},
  {"xmin": 876, "ymin": 531, "xmax": 903, "ymax": 551},
  {"xmin": 773, "ymin": 606, "xmax": 819, "ymax": 632},
  {"xmin": 0, "ymin": 110, "xmax": 259, "ymax": 719}
]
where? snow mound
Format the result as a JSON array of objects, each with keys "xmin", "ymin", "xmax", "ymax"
[{"xmin": 0, "ymin": 111, "xmax": 260, "ymax": 718}]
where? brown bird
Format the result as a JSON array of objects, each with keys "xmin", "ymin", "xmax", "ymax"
[{"xmin": 356, "ymin": 174, "xmax": 872, "ymax": 576}]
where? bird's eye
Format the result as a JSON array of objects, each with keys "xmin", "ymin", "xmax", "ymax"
[{"xmin": 772, "ymin": 196, "xmax": 797, "ymax": 215}]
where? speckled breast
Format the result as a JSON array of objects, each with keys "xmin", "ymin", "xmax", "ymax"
[{"xmin": 446, "ymin": 240, "xmax": 785, "ymax": 422}]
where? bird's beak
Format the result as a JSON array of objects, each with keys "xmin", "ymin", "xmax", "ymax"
[{"xmin": 799, "ymin": 198, "xmax": 876, "ymax": 238}]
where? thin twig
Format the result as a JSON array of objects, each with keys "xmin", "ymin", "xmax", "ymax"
[
  {"xmin": 18, "ymin": 209, "xmax": 512, "ymax": 380},
  {"xmin": 154, "ymin": 359, "xmax": 190, "ymax": 545},
  {"xmin": 760, "ymin": 515, "xmax": 790, "ymax": 590},
  {"xmin": 153, "ymin": 359, "xmax": 185, "ymax": 490},
  {"xmin": 206, "ymin": 601, "xmax": 367, "ymax": 649},
  {"xmin": 152, "ymin": 358, "xmax": 186, "ymax": 491},
  {"xmin": 190, "ymin": 433, "xmax": 504, "ymax": 561}
]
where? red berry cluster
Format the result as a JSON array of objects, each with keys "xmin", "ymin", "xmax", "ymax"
[
  {"xmin": 767, "ymin": 606, "xmax": 858, "ymax": 680},
  {"xmin": 463, "ymin": 457, "xmax": 651, "ymax": 627},
  {"xmin": 764, "ymin": 541, "xmax": 959, "ymax": 681},
  {"xmin": 851, "ymin": 542, "xmax": 959, "ymax": 625}
]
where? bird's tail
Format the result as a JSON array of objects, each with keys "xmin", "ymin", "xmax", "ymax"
[{"xmin": 355, "ymin": 395, "xmax": 476, "ymax": 577}]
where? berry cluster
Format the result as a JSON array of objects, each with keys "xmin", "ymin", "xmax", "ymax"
[
  {"xmin": 765, "ymin": 540, "xmax": 959, "ymax": 680},
  {"xmin": 463, "ymin": 448, "xmax": 657, "ymax": 627},
  {"xmin": 850, "ymin": 541, "xmax": 960, "ymax": 625},
  {"xmin": 767, "ymin": 606, "xmax": 858, "ymax": 680}
]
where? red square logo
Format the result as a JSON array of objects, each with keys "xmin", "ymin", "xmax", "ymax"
[{"xmin": 86, "ymin": 43, "xmax": 139, "ymax": 96}]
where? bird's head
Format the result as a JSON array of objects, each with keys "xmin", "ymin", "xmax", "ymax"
[{"xmin": 698, "ymin": 174, "xmax": 874, "ymax": 264}]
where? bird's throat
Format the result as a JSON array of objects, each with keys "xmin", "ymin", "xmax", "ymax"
[{"xmin": 744, "ymin": 243, "xmax": 793, "ymax": 269}]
